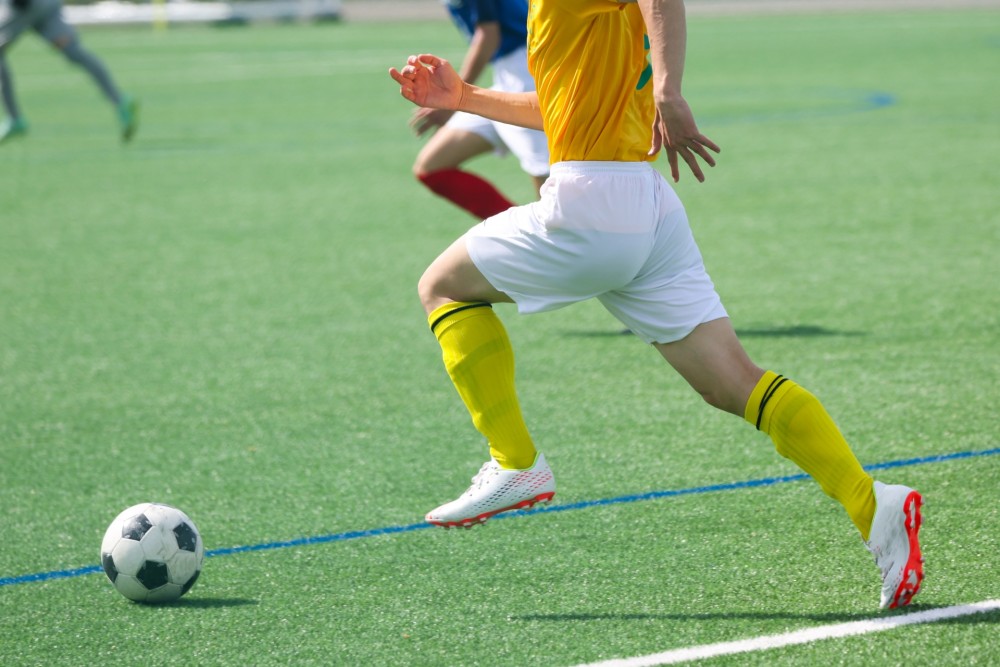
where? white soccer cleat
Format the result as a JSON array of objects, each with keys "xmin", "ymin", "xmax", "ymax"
[
  {"xmin": 865, "ymin": 481, "xmax": 924, "ymax": 609},
  {"xmin": 426, "ymin": 453, "xmax": 556, "ymax": 528}
]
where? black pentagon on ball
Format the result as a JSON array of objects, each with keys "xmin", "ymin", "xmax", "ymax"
[
  {"xmin": 173, "ymin": 521, "xmax": 198, "ymax": 552},
  {"xmin": 180, "ymin": 570, "xmax": 201, "ymax": 595},
  {"xmin": 122, "ymin": 513, "xmax": 153, "ymax": 541},
  {"xmin": 136, "ymin": 560, "xmax": 169, "ymax": 590},
  {"xmin": 101, "ymin": 553, "xmax": 119, "ymax": 583}
]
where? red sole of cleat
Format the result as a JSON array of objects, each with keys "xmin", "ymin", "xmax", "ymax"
[
  {"xmin": 889, "ymin": 491, "xmax": 924, "ymax": 609},
  {"xmin": 428, "ymin": 492, "xmax": 555, "ymax": 529}
]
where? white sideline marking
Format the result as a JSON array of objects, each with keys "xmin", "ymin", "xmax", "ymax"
[{"xmin": 574, "ymin": 600, "xmax": 1000, "ymax": 667}]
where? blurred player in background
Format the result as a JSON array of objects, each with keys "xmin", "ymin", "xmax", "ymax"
[
  {"xmin": 391, "ymin": 0, "xmax": 924, "ymax": 610},
  {"xmin": 0, "ymin": 0, "xmax": 138, "ymax": 144},
  {"xmin": 407, "ymin": 0, "xmax": 548, "ymax": 219}
]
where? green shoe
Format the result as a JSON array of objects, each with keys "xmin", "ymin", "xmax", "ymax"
[
  {"xmin": 118, "ymin": 96, "xmax": 139, "ymax": 143},
  {"xmin": 0, "ymin": 116, "xmax": 28, "ymax": 144}
]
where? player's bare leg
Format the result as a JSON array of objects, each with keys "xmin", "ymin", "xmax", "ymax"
[
  {"xmin": 419, "ymin": 239, "xmax": 554, "ymax": 528},
  {"xmin": 654, "ymin": 317, "xmax": 762, "ymax": 416},
  {"xmin": 658, "ymin": 318, "xmax": 921, "ymax": 607}
]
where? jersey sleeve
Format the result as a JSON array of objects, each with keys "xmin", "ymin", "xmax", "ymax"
[{"xmin": 472, "ymin": 0, "xmax": 500, "ymax": 25}]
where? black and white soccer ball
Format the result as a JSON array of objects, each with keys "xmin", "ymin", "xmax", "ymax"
[{"xmin": 100, "ymin": 503, "xmax": 204, "ymax": 603}]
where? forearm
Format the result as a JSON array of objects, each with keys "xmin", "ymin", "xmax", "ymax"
[
  {"xmin": 458, "ymin": 23, "xmax": 500, "ymax": 83},
  {"xmin": 636, "ymin": 0, "xmax": 687, "ymax": 101},
  {"xmin": 632, "ymin": 0, "xmax": 719, "ymax": 182},
  {"xmin": 390, "ymin": 53, "xmax": 544, "ymax": 131},
  {"xmin": 459, "ymin": 85, "xmax": 545, "ymax": 131}
]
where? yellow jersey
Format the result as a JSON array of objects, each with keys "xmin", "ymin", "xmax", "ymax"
[{"xmin": 527, "ymin": 0, "xmax": 655, "ymax": 163}]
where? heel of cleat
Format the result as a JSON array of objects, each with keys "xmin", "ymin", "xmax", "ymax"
[{"xmin": 890, "ymin": 492, "xmax": 924, "ymax": 609}]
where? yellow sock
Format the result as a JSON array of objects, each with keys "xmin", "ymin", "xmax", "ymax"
[
  {"xmin": 745, "ymin": 371, "xmax": 876, "ymax": 539},
  {"xmin": 429, "ymin": 302, "xmax": 537, "ymax": 470}
]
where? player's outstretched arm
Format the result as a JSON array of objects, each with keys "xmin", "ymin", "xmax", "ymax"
[{"xmin": 389, "ymin": 54, "xmax": 544, "ymax": 131}]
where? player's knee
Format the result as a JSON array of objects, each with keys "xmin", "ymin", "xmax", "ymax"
[
  {"xmin": 52, "ymin": 34, "xmax": 75, "ymax": 53},
  {"xmin": 418, "ymin": 265, "xmax": 463, "ymax": 315},
  {"xmin": 412, "ymin": 147, "xmax": 436, "ymax": 177},
  {"xmin": 415, "ymin": 161, "xmax": 449, "ymax": 184},
  {"xmin": 417, "ymin": 272, "xmax": 441, "ymax": 314},
  {"xmin": 412, "ymin": 152, "xmax": 432, "ymax": 176},
  {"xmin": 58, "ymin": 39, "xmax": 89, "ymax": 65}
]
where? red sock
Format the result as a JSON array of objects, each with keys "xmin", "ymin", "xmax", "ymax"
[{"xmin": 418, "ymin": 168, "xmax": 516, "ymax": 219}]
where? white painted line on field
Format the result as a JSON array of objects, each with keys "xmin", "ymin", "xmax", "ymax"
[{"xmin": 573, "ymin": 600, "xmax": 1000, "ymax": 667}]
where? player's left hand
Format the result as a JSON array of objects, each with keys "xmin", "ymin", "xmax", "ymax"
[{"xmin": 649, "ymin": 96, "xmax": 720, "ymax": 183}]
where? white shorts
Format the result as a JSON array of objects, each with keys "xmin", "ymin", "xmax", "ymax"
[
  {"xmin": 446, "ymin": 46, "xmax": 550, "ymax": 178},
  {"xmin": 464, "ymin": 161, "xmax": 728, "ymax": 344}
]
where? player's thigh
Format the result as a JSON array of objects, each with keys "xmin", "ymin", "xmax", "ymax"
[
  {"xmin": 33, "ymin": 0, "xmax": 76, "ymax": 46},
  {"xmin": 418, "ymin": 235, "xmax": 513, "ymax": 313},
  {"xmin": 654, "ymin": 318, "xmax": 763, "ymax": 416},
  {"xmin": 414, "ymin": 123, "xmax": 496, "ymax": 175}
]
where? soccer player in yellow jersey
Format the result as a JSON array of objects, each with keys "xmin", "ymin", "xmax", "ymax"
[{"xmin": 390, "ymin": 0, "xmax": 924, "ymax": 609}]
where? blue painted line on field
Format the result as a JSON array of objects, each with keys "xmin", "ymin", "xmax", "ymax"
[
  {"xmin": 702, "ymin": 89, "xmax": 896, "ymax": 126},
  {"xmin": 509, "ymin": 446, "xmax": 1000, "ymax": 519},
  {"xmin": 206, "ymin": 523, "xmax": 432, "ymax": 558},
  {"xmin": 0, "ymin": 564, "xmax": 104, "ymax": 586},
  {"xmin": 3, "ymin": 446, "xmax": 997, "ymax": 589}
]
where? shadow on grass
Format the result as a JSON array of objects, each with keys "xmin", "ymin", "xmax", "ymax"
[
  {"xmin": 939, "ymin": 609, "xmax": 1000, "ymax": 625},
  {"xmin": 735, "ymin": 325, "xmax": 866, "ymax": 339},
  {"xmin": 563, "ymin": 324, "xmax": 866, "ymax": 339},
  {"xmin": 151, "ymin": 597, "xmax": 259, "ymax": 609}
]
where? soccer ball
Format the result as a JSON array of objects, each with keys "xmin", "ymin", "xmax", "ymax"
[{"xmin": 100, "ymin": 503, "xmax": 204, "ymax": 603}]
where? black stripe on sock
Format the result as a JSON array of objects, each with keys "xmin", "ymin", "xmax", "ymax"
[
  {"xmin": 429, "ymin": 302, "xmax": 493, "ymax": 334},
  {"xmin": 755, "ymin": 375, "xmax": 788, "ymax": 431}
]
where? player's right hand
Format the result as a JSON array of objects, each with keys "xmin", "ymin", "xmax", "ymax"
[{"xmin": 389, "ymin": 54, "xmax": 465, "ymax": 113}]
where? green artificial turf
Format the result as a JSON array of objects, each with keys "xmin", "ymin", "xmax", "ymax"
[{"xmin": 1, "ymin": 9, "xmax": 998, "ymax": 666}]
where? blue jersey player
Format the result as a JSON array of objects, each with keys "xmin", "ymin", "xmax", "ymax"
[{"xmin": 408, "ymin": 0, "xmax": 548, "ymax": 219}]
